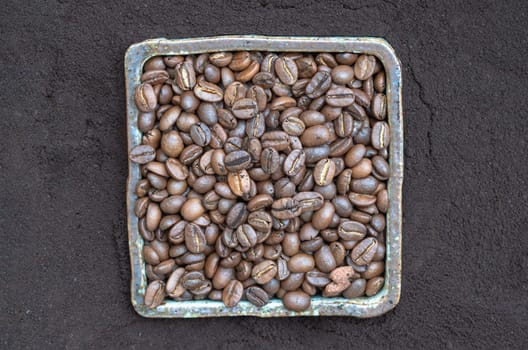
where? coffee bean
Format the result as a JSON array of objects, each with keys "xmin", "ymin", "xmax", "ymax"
[
  {"xmin": 313, "ymin": 158, "xmax": 336, "ymax": 186},
  {"xmin": 283, "ymin": 149, "xmax": 306, "ymax": 176},
  {"xmin": 225, "ymin": 150, "xmax": 252, "ymax": 172},
  {"xmin": 174, "ymin": 62, "xmax": 196, "ymax": 91},
  {"xmin": 300, "ymin": 125, "xmax": 331, "ymax": 147},
  {"xmin": 189, "ymin": 123, "xmax": 211, "ymax": 147},
  {"xmin": 252, "ymin": 260, "xmax": 277, "ymax": 284},
  {"xmin": 193, "ymin": 80, "xmax": 223, "ymax": 102},
  {"xmin": 293, "ymin": 191, "xmax": 324, "ymax": 213},
  {"xmin": 271, "ymin": 198, "xmax": 302, "ymax": 220},
  {"xmin": 354, "ymin": 55, "xmax": 376, "ymax": 80},
  {"xmin": 225, "ymin": 202, "xmax": 248, "ymax": 229},
  {"xmin": 222, "ymin": 280, "xmax": 243, "ymax": 307},
  {"xmin": 246, "ymin": 286, "xmax": 270, "ymax": 307},
  {"xmin": 144, "ymin": 280, "xmax": 165, "ymax": 308},
  {"xmin": 227, "ymin": 170, "xmax": 251, "ymax": 197},
  {"xmin": 371, "ymin": 121, "xmax": 390, "ymax": 150},
  {"xmin": 314, "ymin": 245, "xmax": 337, "ymax": 273},
  {"xmin": 288, "ymin": 253, "xmax": 315, "ymax": 273},
  {"xmin": 236, "ymin": 224, "xmax": 258, "ymax": 248},
  {"xmin": 232, "ymin": 98, "xmax": 258, "ymax": 119},
  {"xmin": 306, "ymin": 71, "xmax": 332, "ymax": 98},
  {"xmin": 283, "ymin": 290, "xmax": 311, "ymax": 312},
  {"xmin": 130, "ymin": 144, "xmax": 156, "ymax": 164},
  {"xmin": 260, "ymin": 147, "xmax": 280, "ymax": 174},
  {"xmin": 351, "ymin": 237, "xmax": 378, "ymax": 266},
  {"xmin": 365, "ymin": 276, "xmax": 384, "ymax": 296},
  {"xmin": 135, "ymin": 83, "xmax": 157, "ymax": 112},
  {"xmin": 282, "ymin": 116, "xmax": 306, "ymax": 136},
  {"xmin": 325, "ymin": 86, "xmax": 355, "ymax": 107},
  {"xmin": 275, "ymin": 57, "xmax": 298, "ymax": 85}
]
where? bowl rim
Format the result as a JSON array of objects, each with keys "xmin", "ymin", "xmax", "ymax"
[{"xmin": 125, "ymin": 35, "xmax": 403, "ymax": 318}]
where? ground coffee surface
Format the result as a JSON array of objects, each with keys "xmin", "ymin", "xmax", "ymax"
[{"xmin": 1, "ymin": 1, "xmax": 527, "ymax": 348}]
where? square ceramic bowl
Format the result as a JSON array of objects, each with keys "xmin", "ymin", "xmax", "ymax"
[{"xmin": 126, "ymin": 36, "xmax": 403, "ymax": 318}]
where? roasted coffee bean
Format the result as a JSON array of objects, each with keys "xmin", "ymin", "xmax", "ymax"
[
  {"xmin": 311, "ymin": 201, "xmax": 335, "ymax": 230},
  {"xmin": 313, "ymin": 159, "xmax": 336, "ymax": 186},
  {"xmin": 293, "ymin": 191, "xmax": 324, "ymax": 213},
  {"xmin": 283, "ymin": 290, "xmax": 311, "ymax": 312},
  {"xmin": 246, "ymin": 286, "xmax": 270, "ymax": 307},
  {"xmin": 225, "ymin": 150, "xmax": 252, "ymax": 172},
  {"xmin": 194, "ymin": 80, "xmax": 223, "ymax": 102},
  {"xmin": 271, "ymin": 198, "xmax": 302, "ymax": 220},
  {"xmin": 222, "ymin": 280, "xmax": 243, "ymax": 307},
  {"xmin": 351, "ymin": 237, "xmax": 378, "ymax": 266},
  {"xmin": 283, "ymin": 149, "xmax": 306, "ymax": 176},
  {"xmin": 189, "ymin": 123, "xmax": 211, "ymax": 147},
  {"xmin": 225, "ymin": 202, "xmax": 249, "ymax": 229},
  {"xmin": 174, "ymin": 62, "xmax": 196, "ymax": 90},
  {"xmin": 252, "ymin": 260, "xmax": 277, "ymax": 284},
  {"xmin": 135, "ymin": 83, "xmax": 157, "ymax": 112},
  {"xmin": 306, "ymin": 71, "xmax": 332, "ymax": 98},
  {"xmin": 144, "ymin": 280, "xmax": 165, "ymax": 308},
  {"xmin": 365, "ymin": 276, "xmax": 384, "ymax": 296},
  {"xmin": 236, "ymin": 224, "xmax": 258, "ymax": 248},
  {"xmin": 184, "ymin": 223, "xmax": 206, "ymax": 253},
  {"xmin": 180, "ymin": 198, "xmax": 205, "ymax": 221},
  {"xmin": 300, "ymin": 125, "xmax": 331, "ymax": 147},
  {"xmin": 325, "ymin": 86, "xmax": 355, "ymax": 107},
  {"xmin": 232, "ymin": 98, "xmax": 258, "ymax": 119},
  {"xmin": 288, "ymin": 253, "xmax": 315, "ymax": 273},
  {"xmin": 371, "ymin": 121, "xmax": 390, "ymax": 150},
  {"xmin": 314, "ymin": 245, "xmax": 337, "ymax": 273},
  {"xmin": 227, "ymin": 170, "xmax": 251, "ymax": 197},
  {"xmin": 130, "ymin": 144, "xmax": 156, "ymax": 164},
  {"xmin": 275, "ymin": 57, "xmax": 298, "ymax": 85},
  {"xmin": 354, "ymin": 55, "xmax": 376, "ymax": 80},
  {"xmin": 306, "ymin": 270, "xmax": 331, "ymax": 287}
]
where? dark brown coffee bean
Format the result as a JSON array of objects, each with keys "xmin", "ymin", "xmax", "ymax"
[
  {"xmin": 283, "ymin": 290, "xmax": 311, "ymax": 312},
  {"xmin": 135, "ymin": 83, "xmax": 157, "ymax": 112},
  {"xmin": 209, "ymin": 52, "xmax": 232, "ymax": 67},
  {"xmin": 225, "ymin": 202, "xmax": 248, "ymax": 229},
  {"xmin": 174, "ymin": 62, "xmax": 196, "ymax": 91},
  {"xmin": 283, "ymin": 149, "xmax": 306, "ymax": 176},
  {"xmin": 305, "ymin": 71, "xmax": 332, "ymax": 98},
  {"xmin": 275, "ymin": 57, "xmax": 298, "ymax": 85},
  {"xmin": 246, "ymin": 113, "xmax": 266, "ymax": 138},
  {"xmin": 311, "ymin": 201, "xmax": 335, "ymax": 230},
  {"xmin": 334, "ymin": 112, "xmax": 354, "ymax": 137},
  {"xmin": 305, "ymin": 270, "xmax": 331, "ymax": 287},
  {"xmin": 338, "ymin": 221, "xmax": 367, "ymax": 241},
  {"xmin": 144, "ymin": 280, "xmax": 165, "ymax": 308},
  {"xmin": 354, "ymin": 55, "xmax": 376, "ymax": 80},
  {"xmin": 232, "ymin": 98, "xmax": 258, "ymax": 119},
  {"xmin": 331, "ymin": 65, "xmax": 355, "ymax": 85},
  {"xmin": 325, "ymin": 86, "xmax": 355, "ymax": 107},
  {"xmin": 217, "ymin": 108, "xmax": 238, "ymax": 129},
  {"xmin": 184, "ymin": 223, "xmax": 206, "ymax": 254},
  {"xmin": 282, "ymin": 116, "xmax": 305, "ymax": 136},
  {"xmin": 372, "ymin": 155, "xmax": 390, "ymax": 180},
  {"xmin": 225, "ymin": 150, "xmax": 252, "ymax": 171},
  {"xmin": 193, "ymin": 80, "xmax": 223, "ymax": 102},
  {"xmin": 300, "ymin": 125, "xmax": 331, "ymax": 147},
  {"xmin": 351, "ymin": 237, "xmax": 378, "ymax": 266},
  {"xmin": 365, "ymin": 276, "xmax": 384, "ymax": 296},
  {"xmin": 138, "ymin": 111, "xmax": 156, "ymax": 132},
  {"xmin": 352, "ymin": 176, "xmax": 379, "ymax": 194},
  {"xmin": 371, "ymin": 121, "xmax": 390, "ymax": 150},
  {"xmin": 271, "ymin": 198, "xmax": 302, "ymax": 220},
  {"xmin": 313, "ymin": 158, "xmax": 336, "ymax": 186},
  {"xmin": 377, "ymin": 189, "xmax": 389, "ymax": 213},
  {"xmin": 160, "ymin": 131, "xmax": 184, "ymax": 159},
  {"xmin": 288, "ymin": 253, "xmax": 315, "ymax": 273},
  {"xmin": 260, "ymin": 147, "xmax": 280, "ymax": 174},
  {"xmin": 261, "ymin": 131, "xmax": 290, "ymax": 151},
  {"xmin": 227, "ymin": 170, "xmax": 251, "ymax": 197},
  {"xmin": 189, "ymin": 123, "xmax": 211, "ymax": 147},
  {"xmin": 246, "ymin": 286, "xmax": 270, "ymax": 307},
  {"xmin": 236, "ymin": 224, "xmax": 258, "ymax": 248},
  {"xmin": 252, "ymin": 260, "xmax": 277, "ymax": 284},
  {"xmin": 247, "ymin": 210, "xmax": 273, "ymax": 236},
  {"xmin": 222, "ymin": 280, "xmax": 243, "ymax": 307},
  {"xmin": 293, "ymin": 191, "xmax": 324, "ymax": 213},
  {"xmin": 314, "ymin": 245, "xmax": 337, "ymax": 273},
  {"xmin": 130, "ymin": 144, "xmax": 156, "ymax": 164},
  {"xmin": 247, "ymin": 194, "xmax": 274, "ymax": 212}
]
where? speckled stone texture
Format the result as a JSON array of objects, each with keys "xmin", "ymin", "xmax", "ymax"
[{"xmin": 1, "ymin": 0, "xmax": 527, "ymax": 348}]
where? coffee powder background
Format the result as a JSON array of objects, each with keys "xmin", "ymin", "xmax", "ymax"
[{"xmin": 1, "ymin": 1, "xmax": 527, "ymax": 348}]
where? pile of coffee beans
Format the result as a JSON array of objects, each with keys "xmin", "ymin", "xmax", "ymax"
[{"xmin": 130, "ymin": 51, "xmax": 390, "ymax": 312}]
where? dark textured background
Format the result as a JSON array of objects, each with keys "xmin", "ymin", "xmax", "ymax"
[{"xmin": 1, "ymin": 0, "xmax": 527, "ymax": 348}]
